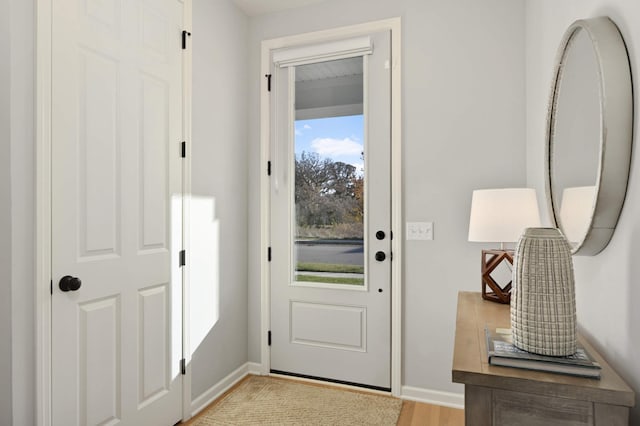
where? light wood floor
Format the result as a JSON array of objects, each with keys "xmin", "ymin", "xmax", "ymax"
[
  {"xmin": 184, "ymin": 375, "xmax": 464, "ymax": 426},
  {"xmin": 397, "ymin": 400, "xmax": 464, "ymax": 426}
]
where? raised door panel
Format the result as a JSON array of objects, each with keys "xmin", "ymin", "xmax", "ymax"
[
  {"xmin": 78, "ymin": 49, "xmax": 120, "ymax": 259},
  {"xmin": 139, "ymin": 75, "xmax": 169, "ymax": 251},
  {"xmin": 79, "ymin": 296, "xmax": 121, "ymax": 426},
  {"xmin": 290, "ymin": 302, "xmax": 366, "ymax": 352},
  {"xmin": 141, "ymin": 3, "xmax": 170, "ymax": 62},
  {"xmin": 138, "ymin": 284, "xmax": 171, "ymax": 407},
  {"xmin": 84, "ymin": 0, "xmax": 120, "ymax": 30}
]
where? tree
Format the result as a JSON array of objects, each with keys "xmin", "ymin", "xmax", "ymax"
[
  {"xmin": 294, "ymin": 151, "xmax": 362, "ymax": 227},
  {"xmin": 351, "ymin": 176, "xmax": 364, "ymax": 221},
  {"xmin": 351, "ymin": 151, "xmax": 364, "ymax": 222}
]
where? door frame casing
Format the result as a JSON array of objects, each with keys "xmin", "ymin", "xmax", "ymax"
[
  {"xmin": 35, "ymin": 1, "xmax": 193, "ymax": 424},
  {"xmin": 180, "ymin": 0, "xmax": 193, "ymax": 418},
  {"xmin": 259, "ymin": 18, "xmax": 403, "ymax": 396}
]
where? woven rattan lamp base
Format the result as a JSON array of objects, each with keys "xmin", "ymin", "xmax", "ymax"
[
  {"xmin": 481, "ymin": 249, "xmax": 514, "ymax": 304},
  {"xmin": 511, "ymin": 227, "xmax": 576, "ymax": 355}
]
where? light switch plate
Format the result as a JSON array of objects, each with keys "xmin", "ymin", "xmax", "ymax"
[{"xmin": 406, "ymin": 222, "xmax": 434, "ymax": 240}]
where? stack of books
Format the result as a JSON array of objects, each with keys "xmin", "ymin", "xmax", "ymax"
[{"xmin": 485, "ymin": 327, "xmax": 602, "ymax": 379}]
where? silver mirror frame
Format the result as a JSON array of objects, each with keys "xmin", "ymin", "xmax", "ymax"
[{"xmin": 545, "ymin": 17, "xmax": 633, "ymax": 255}]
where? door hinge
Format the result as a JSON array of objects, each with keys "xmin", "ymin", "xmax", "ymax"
[
  {"xmin": 179, "ymin": 250, "xmax": 186, "ymax": 267},
  {"xmin": 182, "ymin": 30, "xmax": 191, "ymax": 49},
  {"xmin": 267, "ymin": 247, "xmax": 272, "ymax": 262},
  {"xmin": 267, "ymin": 161, "xmax": 271, "ymax": 176},
  {"xmin": 390, "ymin": 251, "xmax": 393, "ymax": 261},
  {"xmin": 265, "ymin": 74, "xmax": 272, "ymax": 92},
  {"xmin": 50, "ymin": 279, "xmax": 53, "ymax": 295},
  {"xmin": 181, "ymin": 141, "xmax": 186, "ymax": 158},
  {"xmin": 180, "ymin": 358, "xmax": 186, "ymax": 375},
  {"xmin": 268, "ymin": 331, "xmax": 272, "ymax": 346}
]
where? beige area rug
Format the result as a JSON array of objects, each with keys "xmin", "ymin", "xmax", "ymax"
[{"xmin": 189, "ymin": 375, "xmax": 403, "ymax": 425}]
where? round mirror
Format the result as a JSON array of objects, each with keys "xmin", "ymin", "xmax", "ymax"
[{"xmin": 545, "ymin": 17, "xmax": 633, "ymax": 255}]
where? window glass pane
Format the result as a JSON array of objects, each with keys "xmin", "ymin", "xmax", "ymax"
[{"xmin": 293, "ymin": 57, "xmax": 365, "ymax": 286}]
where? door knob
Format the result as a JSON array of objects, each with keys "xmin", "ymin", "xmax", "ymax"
[
  {"xmin": 375, "ymin": 251, "xmax": 386, "ymax": 262},
  {"xmin": 59, "ymin": 275, "xmax": 82, "ymax": 292},
  {"xmin": 376, "ymin": 231, "xmax": 386, "ymax": 240}
]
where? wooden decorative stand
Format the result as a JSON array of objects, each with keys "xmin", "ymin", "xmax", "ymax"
[
  {"xmin": 481, "ymin": 249, "xmax": 514, "ymax": 304},
  {"xmin": 452, "ymin": 292, "xmax": 634, "ymax": 425}
]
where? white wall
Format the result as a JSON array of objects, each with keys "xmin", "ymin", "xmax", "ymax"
[
  {"xmin": 247, "ymin": 0, "xmax": 526, "ymax": 396},
  {"xmin": 526, "ymin": 1, "xmax": 640, "ymax": 421},
  {"xmin": 190, "ymin": 0, "xmax": 250, "ymax": 401},
  {"xmin": 0, "ymin": 0, "xmax": 13, "ymax": 423}
]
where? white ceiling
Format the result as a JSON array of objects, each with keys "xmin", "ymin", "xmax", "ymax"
[
  {"xmin": 295, "ymin": 57, "xmax": 362, "ymax": 82},
  {"xmin": 233, "ymin": 0, "xmax": 331, "ymax": 17}
]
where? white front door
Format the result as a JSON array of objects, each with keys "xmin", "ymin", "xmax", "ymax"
[
  {"xmin": 270, "ymin": 31, "xmax": 392, "ymax": 390},
  {"xmin": 51, "ymin": 0, "xmax": 185, "ymax": 424}
]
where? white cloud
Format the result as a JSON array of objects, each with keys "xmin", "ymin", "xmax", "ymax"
[
  {"xmin": 350, "ymin": 162, "xmax": 365, "ymax": 175},
  {"xmin": 295, "ymin": 124, "xmax": 311, "ymax": 136},
  {"xmin": 311, "ymin": 137, "xmax": 363, "ymax": 157}
]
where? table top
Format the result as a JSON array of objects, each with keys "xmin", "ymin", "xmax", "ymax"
[{"xmin": 451, "ymin": 291, "xmax": 635, "ymax": 407}]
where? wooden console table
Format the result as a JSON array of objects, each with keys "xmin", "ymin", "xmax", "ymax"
[{"xmin": 452, "ymin": 291, "xmax": 634, "ymax": 425}]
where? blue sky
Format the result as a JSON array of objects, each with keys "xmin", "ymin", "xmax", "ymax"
[{"xmin": 295, "ymin": 115, "xmax": 364, "ymax": 173}]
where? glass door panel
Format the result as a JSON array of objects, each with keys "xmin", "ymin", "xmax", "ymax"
[{"xmin": 292, "ymin": 57, "xmax": 365, "ymax": 286}]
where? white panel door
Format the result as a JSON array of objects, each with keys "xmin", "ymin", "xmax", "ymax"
[
  {"xmin": 51, "ymin": 0, "xmax": 184, "ymax": 425},
  {"xmin": 270, "ymin": 31, "xmax": 391, "ymax": 390}
]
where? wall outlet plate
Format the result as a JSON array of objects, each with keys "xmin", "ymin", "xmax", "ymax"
[{"xmin": 406, "ymin": 222, "xmax": 434, "ymax": 240}]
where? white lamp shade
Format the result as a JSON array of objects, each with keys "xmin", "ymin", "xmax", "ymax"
[
  {"xmin": 468, "ymin": 188, "xmax": 542, "ymax": 243},
  {"xmin": 559, "ymin": 186, "xmax": 596, "ymax": 243}
]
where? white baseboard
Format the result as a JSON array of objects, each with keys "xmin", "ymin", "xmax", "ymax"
[
  {"xmin": 189, "ymin": 363, "xmax": 251, "ymax": 417},
  {"xmin": 247, "ymin": 362, "xmax": 263, "ymax": 375},
  {"xmin": 401, "ymin": 385, "xmax": 464, "ymax": 410}
]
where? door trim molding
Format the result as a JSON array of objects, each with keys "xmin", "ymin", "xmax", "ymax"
[
  {"xmin": 181, "ymin": 0, "xmax": 193, "ymax": 420},
  {"xmin": 35, "ymin": 0, "xmax": 52, "ymax": 423},
  {"xmin": 259, "ymin": 18, "xmax": 403, "ymax": 396},
  {"xmin": 35, "ymin": 2, "xmax": 193, "ymax": 424}
]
